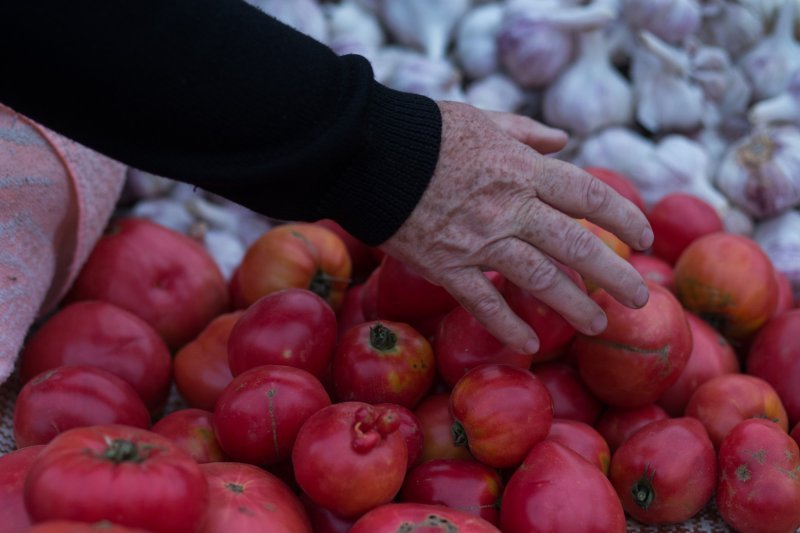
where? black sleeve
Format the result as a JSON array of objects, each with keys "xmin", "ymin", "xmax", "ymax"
[{"xmin": 0, "ymin": 0, "xmax": 442, "ymax": 245}]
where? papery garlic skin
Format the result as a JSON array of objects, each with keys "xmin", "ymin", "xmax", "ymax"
[
  {"xmin": 497, "ymin": 0, "xmax": 616, "ymax": 89},
  {"xmin": 324, "ymin": 0, "xmax": 385, "ymax": 60},
  {"xmin": 132, "ymin": 199, "xmax": 196, "ymax": 235},
  {"xmin": 622, "ymin": 0, "xmax": 702, "ymax": 44},
  {"xmin": 699, "ymin": 0, "xmax": 765, "ymax": 58},
  {"xmin": 544, "ymin": 29, "xmax": 633, "ymax": 137},
  {"xmin": 378, "ymin": 0, "xmax": 470, "ymax": 59},
  {"xmin": 749, "ymin": 70, "xmax": 800, "ymax": 126},
  {"xmin": 381, "ymin": 52, "xmax": 465, "ymax": 101},
  {"xmin": 632, "ymin": 32, "xmax": 705, "ymax": 132},
  {"xmin": 715, "ymin": 126, "xmax": 800, "ymax": 218},
  {"xmin": 754, "ymin": 209, "xmax": 800, "ymax": 300},
  {"xmin": 465, "ymin": 74, "xmax": 526, "ymax": 113},
  {"xmin": 245, "ymin": 0, "xmax": 328, "ymax": 43},
  {"xmin": 202, "ymin": 229, "xmax": 247, "ymax": 281},
  {"xmin": 738, "ymin": 0, "xmax": 800, "ymax": 101},
  {"xmin": 455, "ymin": 3, "xmax": 504, "ymax": 79}
]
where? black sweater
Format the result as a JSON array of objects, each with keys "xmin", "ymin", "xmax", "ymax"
[{"xmin": 0, "ymin": 0, "xmax": 443, "ymax": 246}]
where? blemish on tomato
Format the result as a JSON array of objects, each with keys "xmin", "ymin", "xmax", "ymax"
[{"xmin": 735, "ymin": 463, "xmax": 751, "ymax": 482}]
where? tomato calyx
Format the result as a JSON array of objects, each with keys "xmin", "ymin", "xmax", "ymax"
[
  {"xmin": 369, "ymin": 323, "xmax": 398, "ymax": 352},
  {"xmin": 450, "ymin": 420, "xmax": 468, "ymax": 448},
  {"xmin": 225, "ymin": 482, "xmax": 245, "ymax": 494},
  {"xmin": 100, "ymin": 436, "xmax": 154, "ymax": 464},
  {"xmin": 631, "ymin": 465, "xmax": 656, "ymax": 510}
]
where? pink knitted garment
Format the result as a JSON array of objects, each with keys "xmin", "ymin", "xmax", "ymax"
[{"xmin": 0, "ymin": 104, "xmax": 126, "ymax": 384}]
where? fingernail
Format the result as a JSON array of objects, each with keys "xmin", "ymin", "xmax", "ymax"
[
  {"xmin": 523, "ymin": 338, "xmax": 540, "ymax": 354},
  {"xmin": 591, "ymin": 313, "xmax": 607, "ymax": 334},
  {"xmin": 640, "ymin": 227, "xmax": 654, "ymax": 249},
  {"xmin": 634, "ymin": 284, "xmax": 649, "ymax": 307}
]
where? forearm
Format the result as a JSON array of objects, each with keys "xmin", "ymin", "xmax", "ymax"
[{"xmin": 0, "ymin": 0, "xmax": 441, "ymax": 244}]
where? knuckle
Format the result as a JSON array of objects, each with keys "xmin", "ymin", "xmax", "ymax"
[
  {"xmin": 584, "ymin": 177, "xmax": 611, "ymax": 213},
  {"xmin": 565, "ymin": 226, "xmax": 597, "ymax": 263},
  {"xmin": 526, "ymin": 258, "xmax": 561, "ymax": 293},
  {"xmin": 470, "ymin": 294, "xmax": 505, "ymax": 320}
]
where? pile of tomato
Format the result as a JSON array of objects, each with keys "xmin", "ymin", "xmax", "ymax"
[{"xmin": 1, "ymin": 168, "xmax": 799, "ymax": 533}]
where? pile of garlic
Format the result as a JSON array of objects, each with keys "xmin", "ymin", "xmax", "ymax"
[{"xmin": 124, "ymin": 0, "xmax": 800, "ymax": 300}]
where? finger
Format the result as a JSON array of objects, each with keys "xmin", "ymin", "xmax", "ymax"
[
  {"xmin": 440, "ymin": 267, "xmax": 541, "ymax": 354},
  {"xmin": 533, "ymin": 158, "xmax": 654, "ymax": 251},
  {"xmin": 482, "ymin": 110, "xmax": 569, "ymax": 154},
  {"xmin": 484, "ymin": 238, "xmax": 608, "ymax": 335},
  {"xmin": 516, "ymin": 203, "xmax": 649, "ymax": 309}
]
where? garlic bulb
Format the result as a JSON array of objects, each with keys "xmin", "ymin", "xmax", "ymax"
[
  {"xmin": 245, "ymin": 0, "xmax": 328, "ymax": 44},
  {"xmin": 719, "ymin": 205, "xmax": 755, "ymax": 236},
  {"xmin": 631, "ymin": 32, "xmax": 705, "ymax": 132},
  {"xmin": 324, "ymin": 0, "xmax": 385, "ymax": 59},
  {"xmin": 749, "ymin": 70, "xmax": 800, "ymax": 125},
  {"xmin": 498, "ymin": 0, "xmax": 616, "ymax": 89},
  {"xmin": 378, "ymin": 0, "xmax": 470, "ymax": 59},
  {"xmin": 132, "ymin": 199, "xmax": 196, "ymax": 234},
  {"xmin": 455, "ymin": 3, "xmax": 504, "ymax": 79},
  {"xmin": 739, "ymin": 0, "xmax": 800, "ymax": 101},
  {"xmin": 202, "ymin": 229, "xmax": 246, "ymax": 281},
  {"xmin": 715, "ymin": 126, "xmax": 800, "ymax": 218},
  {"xmin": 573, "ymin": 127, "xmax": 657, "ymax": 180},
  {"xmin": 754, "ymin": 209, "xmax": 800, "ymax": 300},
  {"xmin": 543, "ymin": 29, "xmax": 633, "ymax": 137},
  {"xmin": 622, "ymin": 0, "xmax": 702, "ymax": 44},
  {"xmin": 381, "ymin": 52, "xmax": 465, "ymax": 101},
  {"xmin": 699, "ymin": 0, "xmax": 765, "ymax": 58},
  {"xmin": 465, "ymin": 73, "xmax": 526, "ymax": 113}
]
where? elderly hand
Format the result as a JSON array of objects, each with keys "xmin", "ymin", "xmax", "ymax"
[{"xmin": 381, "ymin": 101, "xmax": 653, "ymax": 355}]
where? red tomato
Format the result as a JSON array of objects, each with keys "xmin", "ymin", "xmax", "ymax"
[
  {"xmin": 578, "ymin": 219, "xmax": 631, "ymax": 262},
  {"xmin": 685, "ymin": 373, "xmax": 789, "ymax": 449},
  {"xmin": 531, "ymin": 361, "xmax": 604, "ymax": 425},
  {"xmin": 23, "ymin": 425, "xmax": 208, "ymax": 533},
  {"xmin": 573, "ymin": 282, "xmax": 692, "ymax": 408},
  {"xmin": 584, "ymin": 166, "xmax": 646, "ymax": 213},
  {"xmin": 300, "ymin": 494, "xmax": 355, "ymax": 533},
  {"xmin": 228, "ymin": 265, "xmax": 248, "ymax": 311},
  {"xmin": 292, "ymin": 402, "xmax": 408, "ymax": 518},
  {"xmin": 173, "ymin": 311, "xmax": 242, "ymax": 411},
  {"xmin": 350, "ymin": 503, "xmax": 500, "ymax": 533},
  {"xmin": 500, "ymin": 441, "xmax": 626, "ymax": 533},
  {"xmin": 501, "ymin": 265, "xmax": 582, "ymax": 361},
  {"xmin": 647, "ymin": 193, "xmax": 724, "ymax": 265},
  {"xmin": 774, "ymin": 268, "xmax": 795, "ymax": 316},
  {"xmin": 238, "ymin": 223, "xmax": 352, "ymax": 310},
  {"xmin": 434, "ymin": 306, "xmax": 533, "ymax": 388},
  {"xmin": 0, "ymin": 445, "xmax": 45, "ymax": 533},
  {"xmin": 28, "ymin": 521, "xmax": 150, "ymax": 532},
  {"xmin": 628, "ymin": 253, "xmax": 674, "ymax": 292},
  {"xmin": 199, "ymin": 462, "xmax": 311, "ymax": 532},
  {"xmin": 450, "ymin": 364, "xmax": 553, "ymax": 468},
  {"xmin": 213, "ymin": 364, "xmax": 331, "ymax": 465},
  {"xmin": 19, "ymin": 301, "xmax": 171, "ymax": 414},
  {"xmin": 66, "ymin": 217, "xmax": 229, "ymax": 350},
  {"xmin": 610, "ymin": 418, "xmax": 716, "ymax": 524},
  {"xmin": 13, "ymin": 365, "xmax": 150, "ymax": 447},
  {"xmin": 375, "ymin": 403, "xmax": 424, "ymax": 468},
  {"xmin": 674, "ymin": 232, "xmax": 778, "ymax": 339},
  {"xmin": 657, "ymin": 312, "xmax": 740, "ymax": 417},
  {"xmin": 747, "ymin": 309, "xmax": 800, "ymax": 426},
  {"xmin": 314, "ymin": 219, "xmax": 379, "ymax": 282},
  {"xmin": 414, "ymin": 394, "xmax": 472, "ymax": 463},
  {"xmin": 336, "ymin": 283, "xmax": 367, "ymax": 338},
  {"xmin": 594, "ymin": 404, "xmax": 670, "ymax": 453},
  {"xmin": 546, "ymin": 419, "xmax": 610, "ymax": 475},
  {"xmin": 717, "ymin": 419, "xmax": 800, "ymax": 533},
  {"xmin": 400, "ymin": 459, "xmax": 503, "ymax": 525},
  {"xmin": 227, "ymin": 288, "xmax": 337, "ymax": 379},
  {"xmin": 151, "ymin": 408, "xmax": 227, "ymax": 463},
  {"xmin": 332, "ymin": 320, "xmax": 435, "ymax": 409},
  {"xmin": 375, "ymin": 256, "xmax": 458, "ymax": 335}
]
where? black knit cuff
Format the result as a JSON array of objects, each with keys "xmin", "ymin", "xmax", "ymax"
[{"xmin": 318, "ymin": 81, "xmax": 442, "ymax": 247}]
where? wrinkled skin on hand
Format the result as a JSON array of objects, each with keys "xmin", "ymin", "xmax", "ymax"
[{"xmin": 381, "ymin": 101, "xmax": 653, "ymax": 355}]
